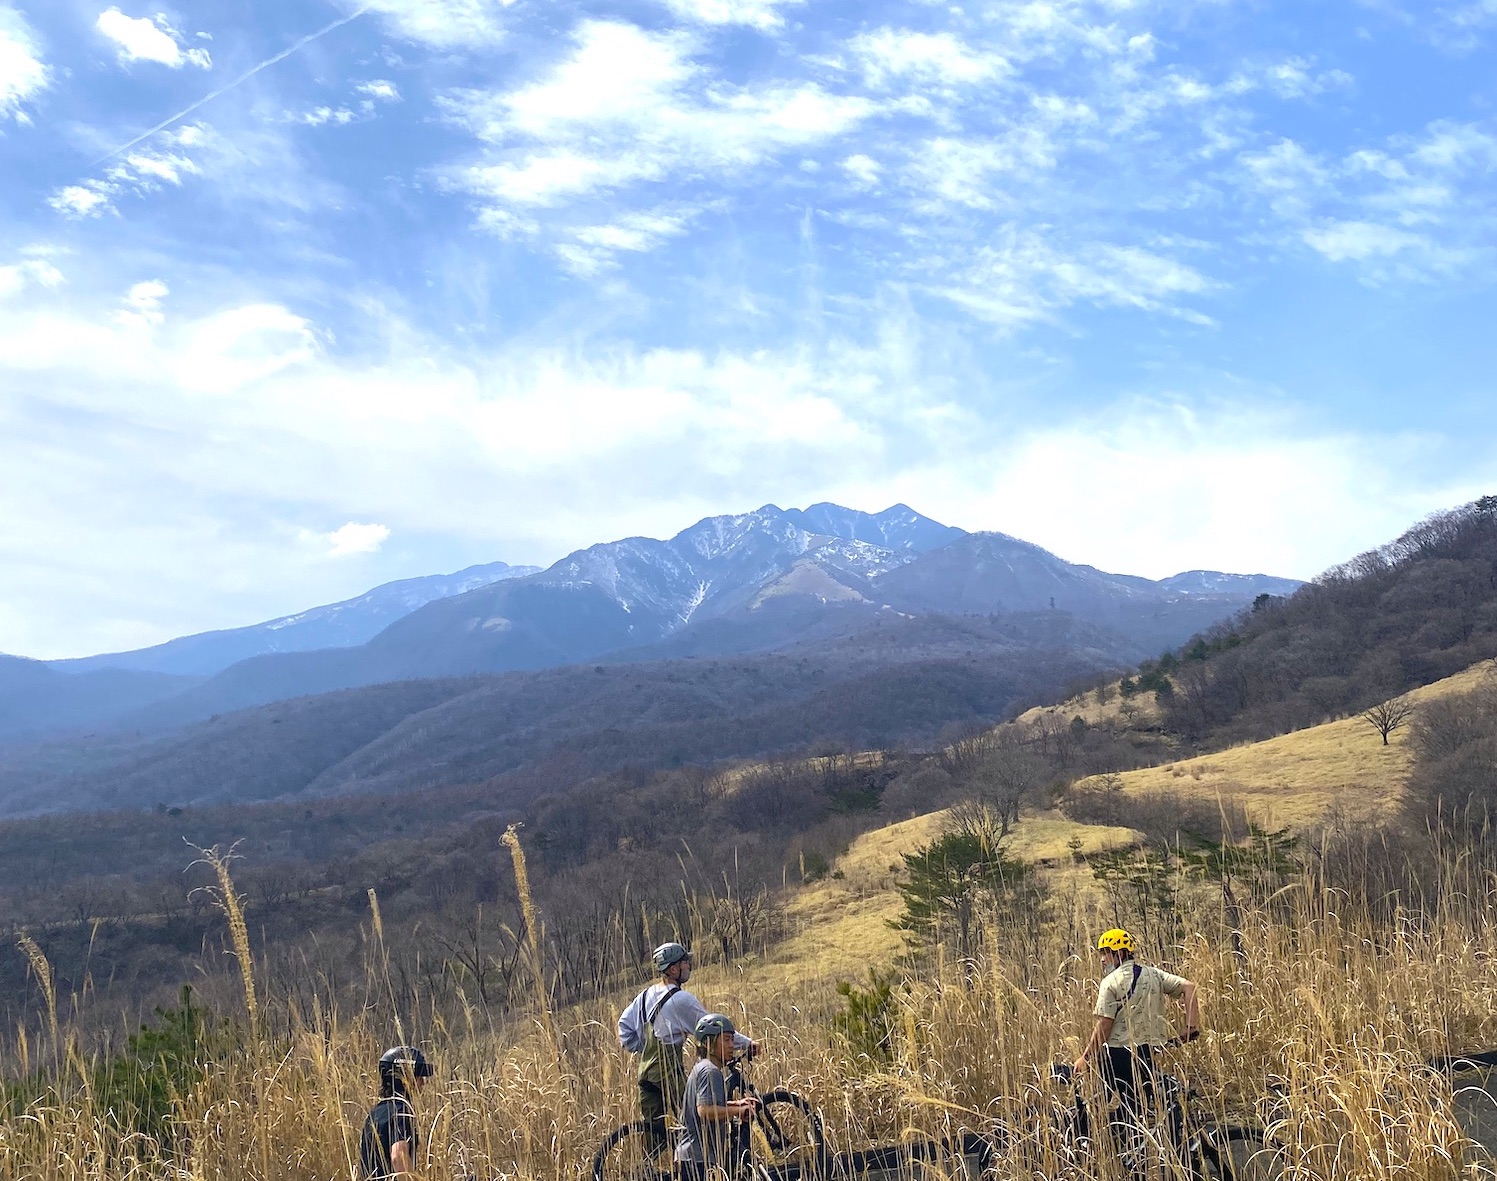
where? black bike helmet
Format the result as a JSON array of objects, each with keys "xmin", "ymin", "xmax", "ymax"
[
  {"xmin": 379, "ymin": 1045, "xmax": 435, "ymax": 1086},
  {"xmin": 652, "ymin": 942, "xmax": 691, "ymax": 973}
]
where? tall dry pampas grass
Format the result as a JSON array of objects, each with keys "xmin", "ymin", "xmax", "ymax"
[
  {"xmin": 190, "ymin": 843, "xmax": 258, "ymax": 1024},
  {"xmin": 6, "ymin": 845, "xmax": 1497, "ymax": 1180},
  {"xmin": 17, "ymin": 931, "xmax": 60, "ymax": 1054}
]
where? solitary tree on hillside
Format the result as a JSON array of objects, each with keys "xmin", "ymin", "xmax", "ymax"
[{"xmin": 1362, "ymin": 696, "xmax": 1416, "ymax": 746}]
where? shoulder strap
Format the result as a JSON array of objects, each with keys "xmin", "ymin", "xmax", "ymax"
[
  {"xmin": 647, "ymin": 984, "xmax": 682, "ymax": 1026},
  {"xmin": 1108, "ymin": 963, "xmax": 1143, "ymax": 1017}
]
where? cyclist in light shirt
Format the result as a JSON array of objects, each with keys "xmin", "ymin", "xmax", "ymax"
[{"xmin": 1074, "ymin": 928, "xmax": 1199, "ymax": 1155}]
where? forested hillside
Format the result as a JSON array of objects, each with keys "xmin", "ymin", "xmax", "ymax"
[{"xmin": 1143, "ymin": 498, "xmax": 1497, "ymax": 746}]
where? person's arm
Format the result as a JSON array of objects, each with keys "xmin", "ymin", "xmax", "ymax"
[
  {"xmin": 1073, "ymin": 1015, "xmax": 1114, "ymax": 1074},
  {"xmin": 1179, "ymin": 979, "xmax": 1199, "ymax": 1038},
  {"xmin": 697, "ymin": 1097, "xmax": 760, "ymax": 1121},
  {"xmin": 697, "ymin": 1070, "xmax": 758, "ymax": 1122},
  {"xmin": 618, "ymin": 990, "xmax": 645, "ymax": 1050},
  {"xmin": 389, "ymin": 1138, "xmax": 416, "ymax": 1176}
]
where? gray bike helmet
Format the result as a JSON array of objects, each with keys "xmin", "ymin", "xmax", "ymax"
[
  {"xmin": 652, "ymin": 941, "xmax": 691, "ymax": 972},
  {"xmin": 694, "ymin": 1012, "xmax": 736, "ymax": 1042}
]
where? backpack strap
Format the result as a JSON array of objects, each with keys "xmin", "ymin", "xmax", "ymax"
[
  {"xmin": 647, "ymin": 984, "xmax": 682, "ymax": 1027},
  {"xmin": 1109, "ymin": 963, "xmax": 1143, "ymax": 1018}
]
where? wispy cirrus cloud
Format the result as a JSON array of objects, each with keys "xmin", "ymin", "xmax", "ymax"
[
  {"xmin": 49, "ymin": 124, "xmax": 209, "ymax": 218},
  {"xmin": 938, "ymin": 226, "xmax": 1214, "ymax": 328},
  {"xmin": 359, "ymin": 0, "xmax": 511, "ymax": 47},
  {"xmin": 1237, "ymin": 120, "xmax": 1497, "ymax": 280},
  {"xmin": 443, "ymin": 20, "xmax": 872, "ymax": 225},
  {"xmin": 660, "ymin": 0, "xmax": 802, "ymax": 31}
]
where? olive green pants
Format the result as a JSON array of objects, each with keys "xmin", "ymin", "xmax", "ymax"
[{"xmin": 638, "ymin": 1049, "xmax": 686, "ymax": 1158}]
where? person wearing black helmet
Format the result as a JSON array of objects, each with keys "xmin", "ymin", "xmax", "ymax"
[
  {"xmin": 676, "ymin": 1012, "xmax": 760, "ymax": 1181},
  {"xmin": 617, "ymin": 942, "xmax": 758, "ymax": 1158},
  {"xmin": 360, "ymin": 1045, "xmax": 434, "ymax": 1180}
]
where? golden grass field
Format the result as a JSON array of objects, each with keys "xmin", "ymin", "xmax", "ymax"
[
  {"xmin": 7, "ymin": 662, "xmax": 1497, "ymax": 1180},
  {"xmin": 1072, "ymin": 661, "xmax": 1496, "ymax": 828}
]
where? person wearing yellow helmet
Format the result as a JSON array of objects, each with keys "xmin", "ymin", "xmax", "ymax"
[{"xmin": 1073, "ymin": 929, "xmax": 1199, "ymax": 1158}]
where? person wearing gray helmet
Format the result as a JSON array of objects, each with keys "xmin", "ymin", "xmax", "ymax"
[
  {"xmin": 676, "ymin": 1013, "xmax": 760, "ymax": 1181},
  {"xmin": 360, "ymin": 1045, "xmax": 434, "ymax": 1180},
  {"xmin": 617, "ymin": 942, "xmax": 758, "ymax": 1158}
]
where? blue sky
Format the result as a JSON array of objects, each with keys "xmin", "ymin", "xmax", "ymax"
[{"xmin": 2, "ymin": 0, "xmax": 1495, "ymax": 658}]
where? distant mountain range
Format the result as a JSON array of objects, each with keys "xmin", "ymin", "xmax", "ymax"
[
  {"xmin": 49, "ymin": 560, "xmax": 541, "ymax": 678},
  {"xmin": 0, "ymin": 503, "xmax": 1301, "ymax": 798}
]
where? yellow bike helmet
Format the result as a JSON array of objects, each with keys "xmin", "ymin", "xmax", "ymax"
[{"xmin": 1097, "ymin": 928, "xmax": 1136, "ymax": 954}]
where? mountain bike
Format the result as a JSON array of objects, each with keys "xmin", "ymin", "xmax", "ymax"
[
  {"xmin": 591, "ymin": 1052, "xmax": 828, "ymax": 1181},
  {"xmin": 1023, "ymin": 1047, "xmax": 1281, "ymax": 1173}
]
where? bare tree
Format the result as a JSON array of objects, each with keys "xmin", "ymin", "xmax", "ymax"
[{"xmin": 1362, "ymin": 696, "xmax": 1416, "ymax": 746}]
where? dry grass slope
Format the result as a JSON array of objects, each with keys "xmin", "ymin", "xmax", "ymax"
[{"xmin": 1076, "ymin": 661, "xmax": 1496, "ymax": 827}]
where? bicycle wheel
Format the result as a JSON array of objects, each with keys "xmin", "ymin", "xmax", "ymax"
[
  {"xmin": 749, "ymin": 1090, "xmax": 829, "ymax": 1181},
  {"xmin": 1193, "ymin": 1125, "xmax": 1282, "ymax": 1181},
  {"xmin": 592, "ymin": 1121, "xmax": 675, "ymax": 1181}
]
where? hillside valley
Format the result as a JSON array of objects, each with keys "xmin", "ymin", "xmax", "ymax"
[{"xmin": 0, "ymin": 502, "xmax": 1298, "ymax": 818}]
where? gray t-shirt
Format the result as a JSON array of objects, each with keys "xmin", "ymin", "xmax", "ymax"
[{"xmin": 675, "ymin": 1057, "xmax": 730, "ymax": 1164}]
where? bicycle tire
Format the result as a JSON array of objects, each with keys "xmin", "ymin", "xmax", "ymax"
[
  {"xmin": 1194, "ymin": 1124, "xmax": 1282, "ymax": 1181},
  {"xmin": 592, "ymin": 1121, "xmax": 674, "ymax": 1181},
  {"xmin": 750, "ymin": 1090, "xmax": 829, "ymax": 1181}
]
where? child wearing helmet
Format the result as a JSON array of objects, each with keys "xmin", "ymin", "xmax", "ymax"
[
  {"xmin": 676, "ymin": 1013, "xmax": 761, "ymax": 1181},
  {"xmin": 360, "ymin": 1046, "xmax": 435, "ymax": 1180},
  {"xmin": 1073, "ymin": 929, "xmax": 1199, "ymax": 1158},
  {"xmin": 617, "ymin": 943, "xmax": 758, "ymax": 1158}
]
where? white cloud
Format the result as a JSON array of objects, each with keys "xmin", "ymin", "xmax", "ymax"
[
  {"xmin": 850, "ymin": 28, "xmax": 1009, "ymax": 88},
  {"xmin": 0, "ymin": 256, "xmax": 64, "ymax": 299},
  {"xmin": 96, "ymin": 7, "xmax": 212, "ymax": 69},
  {"xmin": 363, "ymin": 0, "xmax": 511, "ymax": 48},
  {"xmin": 1302, "ymin": 220, "xmax": 1422, "ymax": 262},
  {"xmin": 661, "ymin": 0, "xmax": 801, "ymax": 30},
  {"xmin": 321, "ymin": 522, "xmax": 392, "ymax": 557},
  {"xmin": 958, "ymin": 400, "xmax": 1449, "ymax": 583},
  {"xmin": 115, "ymin": 279, "xmax": 169, "ymax": 328},
  {"xmin": 842, "ymin": 153, "xmax": 882, "ymax": 188},
  {"xmin": 940, "ymin": 226, "xmax": 1212, "ymax": 326},
  {"xmin": 298, "ymin": 105, "xmax": 356, "ymax": 126},
  {"xmin": 1237, "ymin": 120, "xmax": 1497, "ymax": 279},
  {"xmin": 445, "ymin": 20, "xmax": 873, "ymax": 220},
  {"xmin": 556, "ymin": 209, "xmax": 699, "ymax": 275},
  {"xmin": 49, "ymin": 124, "xmax": 211, "ymax": 219},
  {"xmin": 176, "ymin": 304, "xmax": 319, "ymax": 393},
  {"xmin": 0, "ymin": 5, "xmax": 48, "ymax": 121},
  {"xmin": 0, "ymin": 277, "xmax": 1487, "ymax": 657},
  {"xmin": 1260, "ymin": 57, "xmax": 1354, "ymax": 99},
  {"xmin": 50, "ymin": 185, "xmax": 113, "ymax": 218},
  {"xmin": 356, "ymin": 79, "xmax": 401, "ymax": 102}
]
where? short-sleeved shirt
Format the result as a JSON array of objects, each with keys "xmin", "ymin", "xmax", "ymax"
[
  {"xmin": 675, "ymin": 1058, "xmax": 730, "ymax": 1164},
  {"xmin": 360, "ymin": 1095, "xmax": 417, "ymax": 1180},
  {"xmin": 1094, "ymin": 961, "xmax": 1188, "ymax": 1049}
]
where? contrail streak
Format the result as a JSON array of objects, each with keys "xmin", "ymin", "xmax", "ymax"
[{"xmin": 92, "ymin": 6, "xmax": 371, "ymax": 166}]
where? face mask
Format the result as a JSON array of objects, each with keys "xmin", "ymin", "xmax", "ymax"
[{"xmin": 678, "ymin": 964, "xmax": 692, "ymax": 983}]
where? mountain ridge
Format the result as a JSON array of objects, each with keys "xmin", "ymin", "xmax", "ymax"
[
  {"xmin": 48, "ymin": 560, "xmax": 541, "ymax": 679},
  {"xmin": 4, "ymin": 502, "xmax": 1301, "ymax": 750}
]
